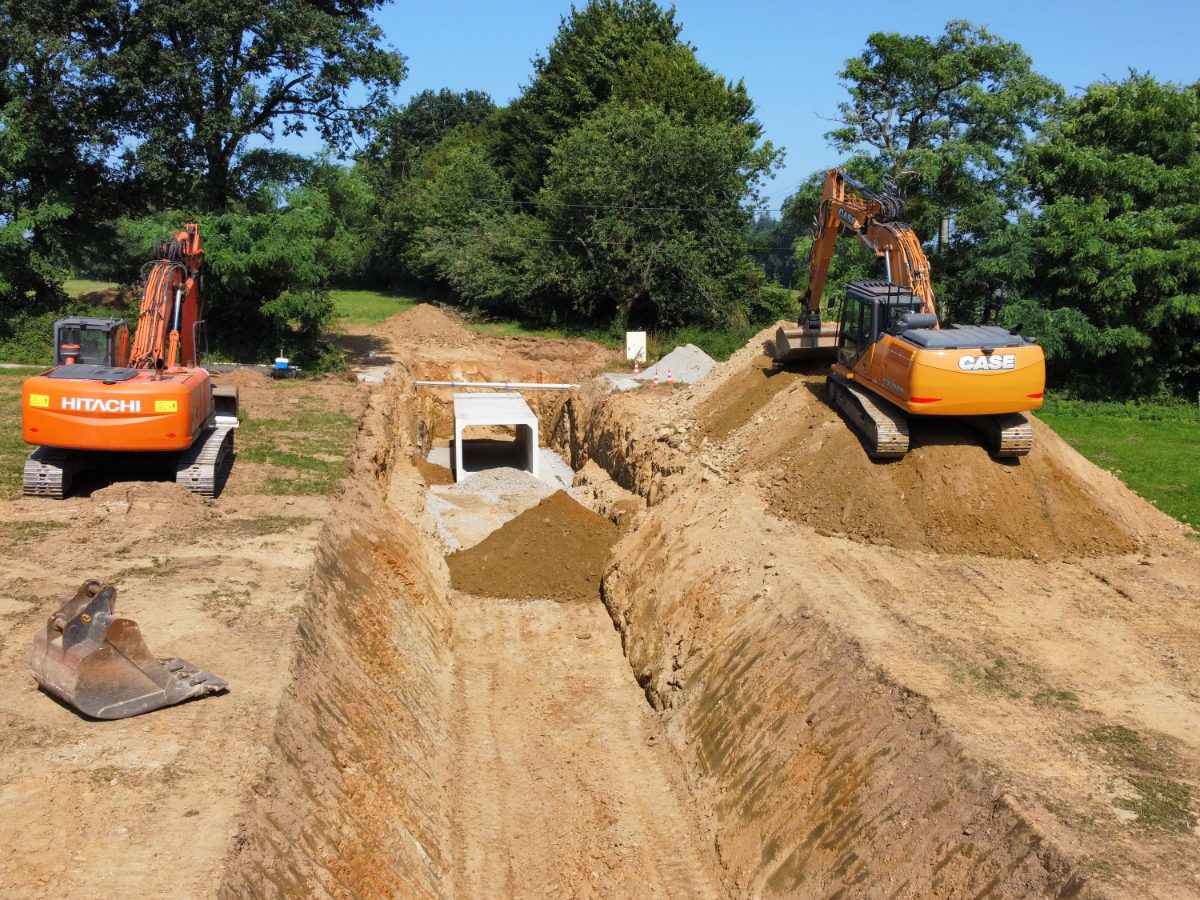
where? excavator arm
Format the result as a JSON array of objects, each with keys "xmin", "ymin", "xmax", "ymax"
[
  {"xmin": 128, "ymin": 224, "xmax": 205, "ymax": 370},
  {"xmin": 776, "ymin": 170, "xmax": 933, "ymax": 363},
  {"xmin": 800, "ymin": 169, "xmax": 934, "ymax": 322}
]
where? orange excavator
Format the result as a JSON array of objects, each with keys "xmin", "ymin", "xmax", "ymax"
[
  {"xmin": 21, "ymin": 223, "xmax": 239, "ymax": 496},
  {"xmin": 775, "ymin": 169, "xmax": 1045, "ymax": 457}
]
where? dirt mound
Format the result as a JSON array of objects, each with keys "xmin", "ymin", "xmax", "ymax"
[
  {"xmin": 380, "ymin": 303, "xmax": 474, "ymax": 348},
  {"xmin": 696, "ymin": 353, "xmax": 807, "ymax": 440},
  {"xmin": 90, "ymin": 480, "xmax": 208, "ymax": 507},
  {"xmin": 446, "ymin": 490, "xmax": 618, "ymax": 602},
  {"xmin": 211, "ymin": 367, "xmax": 271, "ymax": 388},
  {"xmin": 749, "ymin": 379, "xmax": 1139, "ymax": 559},
  {"xmin": 414, "ymin": 455, "xmax": 454, "ymax": 486},
  {"xmin": 477, "ymin": 336, "xmax": 618, "ymax": 378}
]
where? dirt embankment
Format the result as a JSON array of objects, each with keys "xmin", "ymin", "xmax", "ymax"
[
  {"xmin": 220, "ymin": 379, "xmax": 455, "ymax": 898},
  {"xmin": 376, "ymin": 305, "xmax": 619, "ymax": 457},
  {"xmin": 6, "ymin": 307, "xmax": 1195, "ymax": 897},
  {"xmin": 0, "ymin": 376, "xmax": 363, "ymax": 899},
  {"xmin": 550, "ymin": 379, "xmax": 695, "ymax": 505}
]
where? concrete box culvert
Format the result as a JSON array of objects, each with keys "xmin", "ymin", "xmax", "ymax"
[{"xmin": 452, "ymin": 391, "xmax": 539, "ymax": 483}]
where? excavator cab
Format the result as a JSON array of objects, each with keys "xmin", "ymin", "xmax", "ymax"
[
  {"xmin": 53, "ymin": 317, "xmax": 130, "ymax": 367},
  {"xmin": 836, "ymin": 280, "xmax": 927, "ymax": 369}
]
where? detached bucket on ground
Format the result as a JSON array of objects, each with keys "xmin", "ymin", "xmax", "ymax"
[{"xmin": 29, "ymin": 580, "xmax": 227, "ymax": 719}]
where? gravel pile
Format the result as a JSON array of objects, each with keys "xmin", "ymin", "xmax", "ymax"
[
  {"xmin": 634, "ymin": 344, "xmax": 716, "ymax": 384},
  {"xmin": 443, "ymin": 466, "xmax": 549, "ymax": 496}
]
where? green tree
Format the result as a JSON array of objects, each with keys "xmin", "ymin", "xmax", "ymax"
[
  {"xmin": 1016, "ymin": 74, "xmax": 1200, "ymax": 398},
  {"xmin": 538, "ymin": 103, "xmax": 777, "ymax": 326},
  {"xmin": 358, "ymin": 89, "xmax": 497, "ymax": 288},
  {"xmin": 495, "ymin": 0, "xmax": 682, "ymax": 198},
  {"xmin": 0, "ymin": 0, "xmax": 122, "ymax": 308},
  {"xmin": 113, "ymin": 0, "xmax": 406, "ymax": 210},
  {"xmin": 829, "ymin": 20, "xmax": 1060, "ymax": 249},
  {"xmin": 361, "ymin": 89, "xmax": 495, "ymax": 188}
]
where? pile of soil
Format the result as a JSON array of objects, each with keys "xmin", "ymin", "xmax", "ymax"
[
  {"xmin": 211, "ymin": 367, "xmax": 272, "ymax": 388},
  {"xmin": 446, "ymin": 490, "xmax": 618, "ymax": 602},
  {"xmin": 752, "ymin": 380, "xmax": 1139, "ymax": 559},
  {"xmin": 414, "ymin": 455, "xmax": 454, "ymax": 486},
  {"xmin": 696, "ymin": 354, "xmax": 808, "ymax": 440},
  {"xmin": 380, "ymin": 304, "xmax": 474, "ymax": 349}
]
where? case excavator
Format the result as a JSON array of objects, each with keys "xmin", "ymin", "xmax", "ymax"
[
  {"xmin": 775, "ymin": 169, "xmax": 1045, "ymax": 458},
  {"xmin": 21, "ymin": 224, "xmax": 238, "ymax": 497}
]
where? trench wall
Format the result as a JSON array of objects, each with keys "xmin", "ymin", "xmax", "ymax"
[
  {"xmin": 565, "ymin": 385, "xmax": 1090, "ymax": 897},
  {"xmin": 219, "ymin": 383, "xmax": 454, "ymax": 899},
  {"xmin": 550, "ymin": 383, "xmax": 687, "ymax": 505}
]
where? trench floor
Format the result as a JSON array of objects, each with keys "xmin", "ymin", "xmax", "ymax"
[{"xmin": 447, "ymin": 590, "xmax": 723, "ymax": 897}]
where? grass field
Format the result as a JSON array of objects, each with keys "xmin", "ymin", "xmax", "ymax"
[
  {"xmin": 63, "ymin": 278, "xmax": 121, "ymax": 298},
  {"xmin": 236, "ymin": 395, "xmax": 357, "ymax": 495},
  {"xmin": 1038, "ymin": 397, "xmax": 1200, "ymax": 528},
  {"xmin": 0, "ymin": 368, "xmax": 48, "ymax": 499},
  {"xmin": 330, "ymin": 289, "xmax": 421, "ymax": 325}
]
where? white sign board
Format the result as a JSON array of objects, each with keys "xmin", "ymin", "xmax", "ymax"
[{"xmin": 625, "ymin": 331, "xmax": 647, "ymax": 363}]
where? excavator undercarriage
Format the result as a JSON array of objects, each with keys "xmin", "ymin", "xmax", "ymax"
[
  {"xmin": 827, "ymin": 372, "xmax": 1034, "ymax": 459},
  {"xmin": 826, "ymin": 372, "xmax": 909, "ymax": 458}
]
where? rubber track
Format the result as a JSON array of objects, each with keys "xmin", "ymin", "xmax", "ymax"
[
  {"xmin": 984, "ymin": 413, "xmax": 1034, "ymax": 458},
  {"xmin": 827, "ymin": 373, "xmax": 909, "ymax": 458},
  {"xmin": 175, "ymin": 424, "xmax": 236, "ymax": 498},
  {"xmin": 22, "ymin": 447, "xmax": 82, "ymax": 499}
]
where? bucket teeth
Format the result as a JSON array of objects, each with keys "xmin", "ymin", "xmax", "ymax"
[{"xmin": 28, "ymin": 580, "xmax": 227, "ymax": 720}]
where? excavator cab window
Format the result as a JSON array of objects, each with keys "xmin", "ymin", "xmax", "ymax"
[
  {"xmin": 837, "ymin": 293, "xmax": 869, "ymax": 368},
  {"xmin": 53, "ymin": 318, "xmax": 128, "ymax": 367}
]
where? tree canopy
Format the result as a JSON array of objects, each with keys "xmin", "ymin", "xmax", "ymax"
[
  {"xmin": 3, "ymin": 2, "xmax": 1197, "ymax": 396},
  {"xmin": 372, "ymin": 0, "xmax": 780, "ymax": 330},
  {"xmin": 828, "ymin": 20, "xmax": 1060, "ymax": 247},
  {"xmin": 113, "ymin": 0, "xmax": 407, "ymax": 210},
  {"xmin": 0, "ymin": 0, "xmax": 122, "ymax": 307},
  {"xmin": 1012, "ymin": 74, "xmax": 1200, "ymax": 398}
]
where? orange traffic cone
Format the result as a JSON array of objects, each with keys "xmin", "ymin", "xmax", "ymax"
[
  {"xmin": 653, "ymin": 368, "xmax": 660, "ymax": 386},
  {"xmin": 667, "ymin": 369, "xmax": 674, "ymax": 386},
  {"xmin": 633, "ymin": 359, "xmax": 640, "ymax": 375}
]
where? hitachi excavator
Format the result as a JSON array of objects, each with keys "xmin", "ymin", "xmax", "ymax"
[
  {"xmin": 21, "ymin": 223, "xmax": 238, "ymax": 497},
  {"xmin": 775, "ymin": 169, "xmax": 1045, "ymax": 458}
]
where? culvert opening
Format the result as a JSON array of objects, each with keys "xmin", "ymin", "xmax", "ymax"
[{"xmin": 451, "ymin": 391, "xmax": 539, "ymax": 482}]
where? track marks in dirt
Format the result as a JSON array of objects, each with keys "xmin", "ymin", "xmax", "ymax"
[{"xmin": 447, "ymin": 593, "xmax": 723, "ymax": 898}]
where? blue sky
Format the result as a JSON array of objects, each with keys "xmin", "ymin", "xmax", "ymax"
[{"xmin": 315, "ymin": 0, "xmax": 1200, "ymax": 210}]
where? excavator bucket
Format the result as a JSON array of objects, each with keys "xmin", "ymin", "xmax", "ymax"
[
  {"xmin": 28, "ymin": 580, "xmax": 227, "ymax": 720},
  {"xmin": 774, "ymin": 322, "xmax": 839, "ymax": 364}
]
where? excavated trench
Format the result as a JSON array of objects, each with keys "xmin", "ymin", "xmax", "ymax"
[{"xmin": 216, "ymin": 327, "xmax": 1192, "ymax": 897}]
